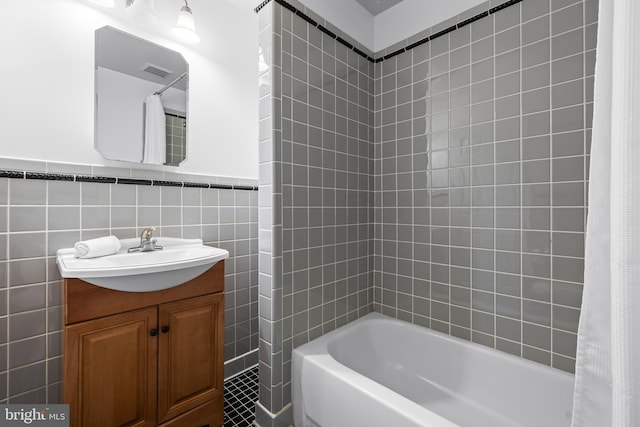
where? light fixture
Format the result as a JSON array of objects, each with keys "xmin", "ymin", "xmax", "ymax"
[
  {"xmin": 87, "ymin": 0, "xmax": 115, "ymax": 7},
  {"xmin": 88, "ymin": 0, "xmax": 200, "ymax": 45},
  {"xmin": 125, "ymin": 0, "xmax": 159, "ymax": 26},
  {"xmin": 171, "ymin": 0, "xmax": 200, "ymax": 44}
]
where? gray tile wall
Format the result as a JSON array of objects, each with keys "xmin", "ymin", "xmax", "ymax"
[
  {"xmin": 257, "ymin": 0, "xmax": 375, "ymax": 417},
  {"xmin": 0, "ymin": 167, "xmax": 258, "ymax": 403},
  {"xmin": 165, "ymin": 114, "xmax": 186, "ymax": 166},
  {"xmin": 257, "ymin": 0, "xmax": 596, "ymax": 422},
  {"xmin": 372, "ymin": 0, "xmax": 596, "ymax": 373},
  {"xmin": 257, "ymin": 1, "xmax": 278, "ymax": 416}
]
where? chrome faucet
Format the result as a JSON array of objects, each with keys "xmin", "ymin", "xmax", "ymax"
[{"xmin": 128, "ymin": 227, "xmax": 163, "ymax": 253}]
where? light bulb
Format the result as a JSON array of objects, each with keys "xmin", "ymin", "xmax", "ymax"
[{"xmin": 171, "ymin": 2, "xmax": 200, "ymax": 44}]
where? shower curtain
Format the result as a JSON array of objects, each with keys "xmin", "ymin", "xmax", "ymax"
[
  {"xmin": 571, "ymin": 0, "xmax": 640, "ymax": 425},
  {"xmin": 143, "ymin": 94, "xmax": 166, "ymax": 165}
]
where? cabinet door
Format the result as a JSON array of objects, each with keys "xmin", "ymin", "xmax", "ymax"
[
  {"xmin": 65, "ymin": 307, "xmax": 158, "ymax": 427},
  {"xmin": 157, "ymin": 293, "xmax": 224, "ymax": 423}
]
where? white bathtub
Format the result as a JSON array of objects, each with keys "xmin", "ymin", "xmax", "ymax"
[{"xmin": 292, "ymin": 313, "xmax": 574, "ymax": 427}]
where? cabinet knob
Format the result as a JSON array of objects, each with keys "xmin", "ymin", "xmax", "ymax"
[
  {"xmin": 161, "ymin": 326, "xmax": 170, "ymax": 333},
  {"xmin": 150, "ymin": 329, "xmax": 159, "ymax": 337}
]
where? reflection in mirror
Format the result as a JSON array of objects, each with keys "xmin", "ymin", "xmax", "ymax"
[{"xmin": 95, "ymin": 26, "xmax": 188, "ymax": 166}]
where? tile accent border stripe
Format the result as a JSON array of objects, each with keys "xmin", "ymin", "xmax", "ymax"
[
  {"xmin": 0, "ymin": 169, "xmax": 258, "ymax": 191},
  {"xmin": 255, "ymin": 0, "xmax": 376, "ymax": 62},
  {"xmin": 25, "ymin": 172, "xmax": 75, "ymax": 181},
  {"xmin": 255, "ymin": 0, "xmax": 522, "ymax": 63},
  {"xmin": 0, "ymin": 170, "xmax": 25, "ymax": 179},
  {"xmin": 117, "ymin": 178, "xmax": 153, "ymax": 186},
  {"xmin": 254, "ymin": 0, "xmax": 271, "ymax": 13},
  {"xmin": 76, "ymin": 175, "xmax": 117, "ymax": 184}
]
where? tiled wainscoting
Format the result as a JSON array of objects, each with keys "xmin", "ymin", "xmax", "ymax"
[{"xmin": 0, "ymin": 160, "xmax": 258, "ymax": 402}]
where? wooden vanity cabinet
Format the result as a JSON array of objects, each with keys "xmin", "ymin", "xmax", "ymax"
[
  {"xmin": 65, "ymin": 307, "xmax": 158, "ymax": 427},
  {"xmin": 63, "ymin": 261, "xmax": 225, "ymax": 427},
  {"xmin": 157, "ymin": 293, "xmax": 223, "ymax": 424}
]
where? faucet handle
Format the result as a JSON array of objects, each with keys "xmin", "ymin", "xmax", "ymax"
[{"xmin": 141, "ymin": 227, "xmax": 156, "ymax": 240}]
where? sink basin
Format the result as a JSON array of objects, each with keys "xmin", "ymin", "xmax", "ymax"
[{"xmin": 56, "ymin": 237, "xmax": 229, "ymax": 292}]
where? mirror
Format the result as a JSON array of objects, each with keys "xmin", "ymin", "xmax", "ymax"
[{"xmin": 95, "ymin": 26, "xmax": 188, "ymax": 166}]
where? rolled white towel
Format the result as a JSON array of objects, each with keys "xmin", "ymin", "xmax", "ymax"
[{"xmin": 74, "ymin": 236, "xmax": 122, "ymax": 259}]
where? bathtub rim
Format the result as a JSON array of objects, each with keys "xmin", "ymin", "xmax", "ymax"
[
  {"xmin": 292, "ymin": 312, "xmax": 575, "ymax": 427},
  {"xmin": 297, "ymin": 312, "xmax": 575, "ymax": 381}
]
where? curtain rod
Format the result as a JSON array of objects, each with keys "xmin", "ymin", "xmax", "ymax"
[{"xmin": 154, "ymin": 72, "xmax": 187, "ymax": 96}]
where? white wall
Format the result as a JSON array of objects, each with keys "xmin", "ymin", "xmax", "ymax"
[
  {"xmin": 0, "ymin": 0, "xmax": 259, "ymax": 179},
  {"xmin": 374, "ymin": 0, "xmax": 486, "ymax": 52}
]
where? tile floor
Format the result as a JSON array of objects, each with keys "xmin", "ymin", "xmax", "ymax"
[{"xmin": 223, "ymin": 365, "xmax": 259, "ymax": 427}]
